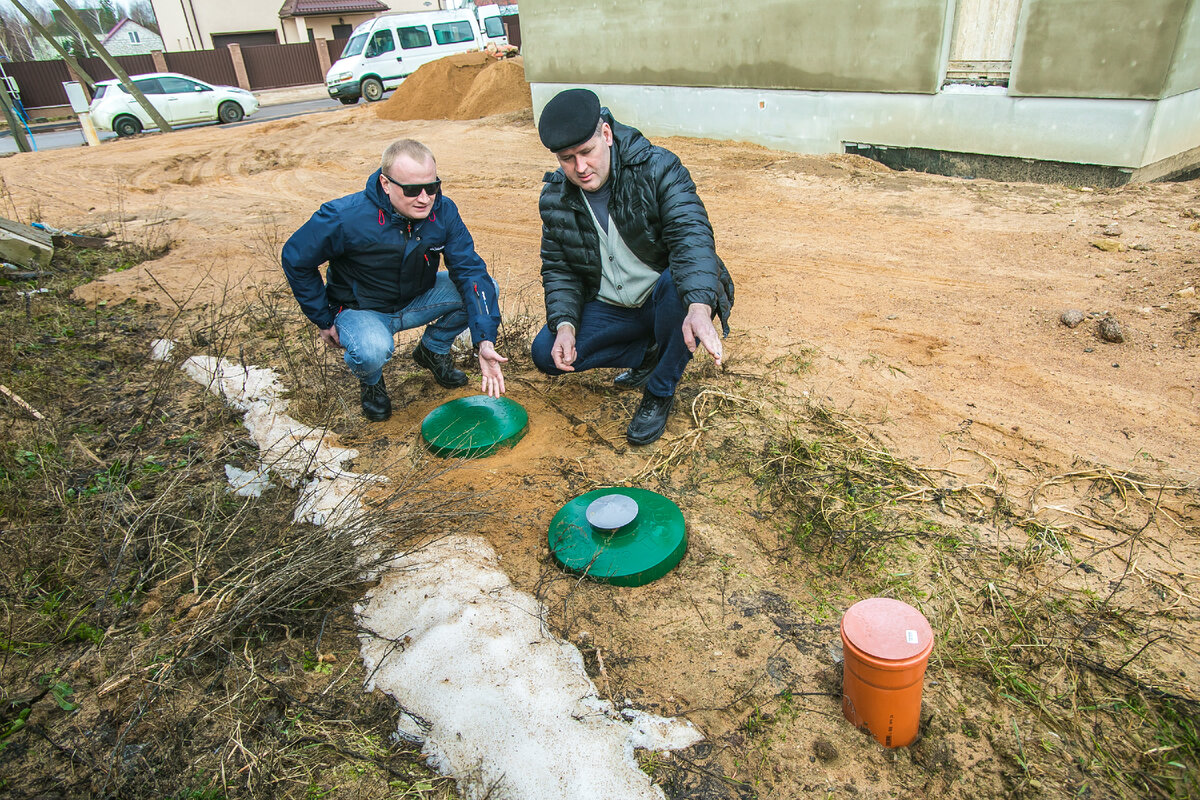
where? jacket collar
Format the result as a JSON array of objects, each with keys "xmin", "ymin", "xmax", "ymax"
[{"xmin": 365, "ymin": 168, "xmax": 441, "ymax": 226}]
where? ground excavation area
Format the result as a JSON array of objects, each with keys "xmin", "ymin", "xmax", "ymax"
[{"xmin": 1, "ymin": 86, "xmax": 1197, "ymax": 800}]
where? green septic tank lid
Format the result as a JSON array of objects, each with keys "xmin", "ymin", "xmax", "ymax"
[
  {"xmin": 421, "ymin": 395, "xmax": 528, "ymax": 458},
  {"xmin": 548, "ymin": 487, "xmax": 687, "ymax": 586}
]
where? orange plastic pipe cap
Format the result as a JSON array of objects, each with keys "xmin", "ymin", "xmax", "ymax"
[{"xmin": 840, "ymin": 597, "xmax": 934, "ymax": 748}]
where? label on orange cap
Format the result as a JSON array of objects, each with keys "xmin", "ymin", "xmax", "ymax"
[{"xmin": 906, "ymin": 630, "xmax": 918, "ymax": 644}]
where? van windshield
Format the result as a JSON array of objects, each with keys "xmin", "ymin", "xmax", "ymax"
[
  {"xmin": 484, "ymin": 16, "xmax": 504, "ymax": 38},
  {"xmin": 341, "ymin": 33, "xmax": 368, "ymax": 58}
]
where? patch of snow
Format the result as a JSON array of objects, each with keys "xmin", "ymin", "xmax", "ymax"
[
  {"xmin": 940, "ymin": 83, "xmax": 1009, "ymax": 95},
  {"xmin": 149, "ymin": 338, "xmax": 175, "ymax": 362},
  {"xmin": 224, "ymin": 463, "xmax": 274, "ymax": 497},
  {"xmin": 179, "ymin": 354, "xmax": 385, "ymax": 525},
  {"xmin": 359, "ymin": 535, "xmax": 703, "ymax": 800}
]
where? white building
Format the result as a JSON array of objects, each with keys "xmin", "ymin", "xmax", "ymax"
[
  {"xmin": 101, "ymin": 18, "xmax": 165, "ymax": 56},
  {"xmin": 148, "ymin": 0, "xmax": 439, "ymax": 51}
]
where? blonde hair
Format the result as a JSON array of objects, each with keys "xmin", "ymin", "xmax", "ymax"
[{"xmin": 381, "ymin": 139, "xmax": 435, "ymax": 172}]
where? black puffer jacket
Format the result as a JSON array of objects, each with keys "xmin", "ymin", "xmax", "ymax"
[{"xmin": 539, "ymin": 110, "xmax": 734, "ymax": 334}]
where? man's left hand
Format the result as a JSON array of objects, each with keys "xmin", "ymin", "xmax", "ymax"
[
  {"xmin": 682, "ymin": 303, "xmax": 723, "ymax": 366},
  {"xmin": 478, "ymin": 341, "xmax": 508, "ymax": 398}
]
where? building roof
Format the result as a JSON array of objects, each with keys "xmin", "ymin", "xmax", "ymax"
[
  {"xmin": 101, "ymin": 18, "xmax": 159, "ymax": 45},
  {"xmin": 278, "ymin": 0, "xmax": 390, "ymax": 17}
]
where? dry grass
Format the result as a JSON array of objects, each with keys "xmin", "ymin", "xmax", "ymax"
[{"xmin": 0, "ymin": 240, "xmax": 467, "ymax": 798}]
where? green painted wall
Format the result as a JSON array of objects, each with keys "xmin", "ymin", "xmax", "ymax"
[
  {"xmin": 521, "ymin": 0, "xmax": 951, "ymax": 94},
  {"xmin": 1165, "ymin": 0, "xmax": 1200, "ymax": 97},
  {"xmin": 1011, "ymin": 0, "xmax": 1190, "ymax": 98}
]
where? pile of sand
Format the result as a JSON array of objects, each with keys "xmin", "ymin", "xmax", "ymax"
[{"xmin": 376, "ymin": 52, "xmax": 532, "ymax": 121}]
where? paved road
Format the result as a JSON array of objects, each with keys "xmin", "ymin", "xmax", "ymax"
[{"xmin": 0, "ymin": 96, "xmax": 349, "ymax": 155}]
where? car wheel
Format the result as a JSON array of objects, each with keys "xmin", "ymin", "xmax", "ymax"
[
  {"xmin": 339, "ymin": 97, "xmax": 359, "ymax": 105},
  {"xmin": 113, "ymin": 115, "xmax": 143, "ymax": 137},
  {"xmin": 218, "ymin": 101, "xmax": 245, "ymax": 124},
  {"xmin": 361, "ymin": 78, "xmax": 384, "ymax": 102}
]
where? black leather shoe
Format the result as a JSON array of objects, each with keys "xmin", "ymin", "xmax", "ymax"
[
  {"xmin": 614, "ymin": 341, "xmax": 660, "ymax": 390},
  {"xmin": 412, "ymin": 341, "xmax": 467, "ymax": 388},
  {"xmin": 626, "ymin": 389, "xmax": 674, "ymax": 445},
  {"xmin": 360, "ymin": 376, "xmax": 391, "ymax": 422}
]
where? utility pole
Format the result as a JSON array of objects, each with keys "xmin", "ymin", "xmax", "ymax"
[
  {"xmin": 0, "ymin": 78, "xmax": 32, "ymax": 152},
  {"xmin": 10, "ymin": 0, "xmax": 96, "ymax": 88},
  {"xmin": 49, "ymin": 0, "xmax": 171, "ymax": 133}
]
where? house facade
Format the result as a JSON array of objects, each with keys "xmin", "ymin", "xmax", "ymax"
[
  {"xmin": 521, "ymin": 0, "xmax": 1200, "ymax": 184},
  {"xmin": 101, "ymin": 18, "xmax": 165, "ymax": 56},
  {"xmin": 148, "ymin": 0, "xmax": 438, "ymax": 51}
]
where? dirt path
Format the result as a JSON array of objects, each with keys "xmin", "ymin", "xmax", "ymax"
[
  {"xmin": 2, "ymin": 107, "xmax": 1197, "ymax": 798},
  {"xmin": 7, "ymin": 109, "xmax": 1195, "ymax": 475}
]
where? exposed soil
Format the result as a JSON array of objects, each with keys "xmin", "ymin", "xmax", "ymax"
[
  {"xmin": 1, "ymin": 82, "xmax": 1197, "ymax": 799},
  {"xmin": 377, "ymin": 52, "xmax": 531, "ymax": 121}
]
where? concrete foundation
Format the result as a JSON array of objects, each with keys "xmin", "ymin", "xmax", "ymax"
[{"xmin": 531, "ymin": 82, "xmax": 1200, "ymax": 184}]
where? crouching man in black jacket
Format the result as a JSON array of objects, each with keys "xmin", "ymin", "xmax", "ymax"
[
  {"xmin": 282, "ymin": 139, "xmax": 507, "ymax": 422},
  {"xmin": 532, "ymin": 89, "xmax": 734, "ymax": 445}
]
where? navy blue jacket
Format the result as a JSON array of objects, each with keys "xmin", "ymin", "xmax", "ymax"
[{"xmin": 282, "ymin": 170, "xmax": 500, "ymax": 345}]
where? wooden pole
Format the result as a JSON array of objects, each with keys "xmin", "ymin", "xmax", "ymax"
[
  {"xmin": 9, "ymin": 0, "xmax": 96, "ymax": 88},
  {"xmin": 49, "ymin": 0, "xmax": 172, "ymax": 133},
  {"xmin": 0, "ymin": 79, "xmax": 32, "ymax": 153}
]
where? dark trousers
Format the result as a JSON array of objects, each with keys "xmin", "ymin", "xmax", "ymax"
[{"xmin": 531, "ymin": 270, "xmax": 692, "ymax": 397}]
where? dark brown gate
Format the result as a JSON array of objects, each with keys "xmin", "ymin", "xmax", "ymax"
[
  {"xmin": 241, "ymin": 41, "xmax": 323, "ymax": 90},
  {"xmin": 503, "ymin": 15, "xmax": 521, "ymax": 50},
  {"xmin": 165, "ymin": 49, "xmax": 238, "ymax": 87}
]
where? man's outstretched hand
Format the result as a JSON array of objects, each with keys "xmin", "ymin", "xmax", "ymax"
[
  {"xmin": 318, "ymin": 326, "xmax": 342, "ymax": 349},
  {"xmin": 682, "ymin": 303, "xmax": 723, "ymax": 366},
  {"xmin": 478, "ymin": 340, "xmax": 508, "ymax": 398}
]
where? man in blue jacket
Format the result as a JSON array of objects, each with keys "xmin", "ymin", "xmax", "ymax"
[
  {"xmin": 533, "ymin": 89, "xmax": 734, "ymax": 445},
  {"xmin": 282, "ymin": 139, "xmax": 507, "ymax": 422}
]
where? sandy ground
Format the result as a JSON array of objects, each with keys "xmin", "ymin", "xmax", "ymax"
[{"xmin": 2, "ymin": 105, "xmax": 1197, "ymax": 798}]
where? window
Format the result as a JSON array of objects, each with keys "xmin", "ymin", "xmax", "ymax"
[
  {"xmin": 133, "ymin": 78, "xmax": 164, "ymax": 94},
  {"xmin": 365, "ymin": 29, "xmax": 395, "ymax": 57},
  {"xmin": 432, "ymin": 20, "xmax": 474, "ymax": 45},
  {"xmin": 128, "ymin": 30, "xmax": 141, "ymax": 43},
  {"xmin": 484, "ymin": 16, "xmax": 504, "ymax": 38},
  {"xmin": 397, "ymin": 25, "xmax": 431, "ymax": 49},
  {"xmin": 159, "ymin": 76, "xmax": 208, "ymax": 93}
]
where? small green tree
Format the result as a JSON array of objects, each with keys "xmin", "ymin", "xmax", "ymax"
[{"xmin": 98, "ymin": 0, "xmax": 119, "ymax": 32}]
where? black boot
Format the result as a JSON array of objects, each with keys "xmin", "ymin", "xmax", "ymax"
[
  {"xmin": 360, "ymin": 376, "xmax": 391, "ymax": 422},
  {"xmin": 412, "ymin": 341, "xmax": 467, "ymax": 388},
  {"xmin": 614, "ymin": 340, "xmax": 660, "ymax": 389},
  {"xmin": 626, "ymin": 389, "xmax": 674, "ymax": 445}
]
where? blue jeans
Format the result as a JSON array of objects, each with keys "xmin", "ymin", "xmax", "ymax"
[
  {"xmin": 531, "ymin": 270, "xmax": 692, "ymax": 397},
  {"xmin": 334, "ymin": 272, "xmax": 479, "ymax": 386}
]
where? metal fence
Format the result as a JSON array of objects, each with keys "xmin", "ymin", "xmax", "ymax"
[
  {"xmin": 4, "ymin": 54, "xmax": 153, "ymax": 110},
  {"xmin": 79, "ymin": 53, "xmax": 158, "ymax": 79},
  {"xmin": 242, "ymin": 41, "xmax": 323, "ymax": 90},
  {"xmin": 327, "ymin": 38, "xmax": 350, "ymax": 65},
  {"xmin": 164, "ymin": 49, "xmax": 238, "ymax": 88},
  {"xmin": 5, "ymin": 38, "xmax": 345, "ymax": 111}
]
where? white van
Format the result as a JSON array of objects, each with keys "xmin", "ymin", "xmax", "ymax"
[{"xmin": 326, "ymin": 4, "xmax": 510, "ymax": 104}]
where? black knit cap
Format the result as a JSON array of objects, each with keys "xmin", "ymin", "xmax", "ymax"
[{"xmin": 538, "ymin": 88, "xmax": 602, "ymax": 152}]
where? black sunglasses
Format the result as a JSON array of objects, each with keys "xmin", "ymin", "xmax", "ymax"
[{"xmin": 383, "ymin": 174, "xmax": 441, "ymax": 198}]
